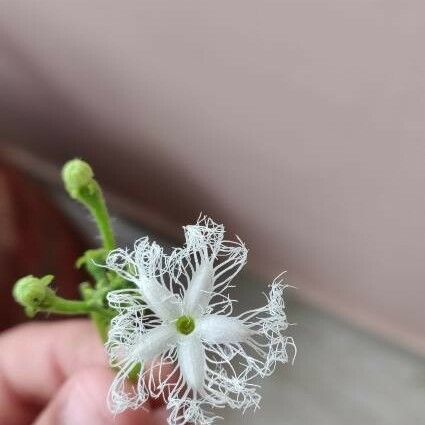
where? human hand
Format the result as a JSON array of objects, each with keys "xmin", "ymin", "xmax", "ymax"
[{"xmin": 0, "ymin": 319, "xmax": 167, "ymax": 425}]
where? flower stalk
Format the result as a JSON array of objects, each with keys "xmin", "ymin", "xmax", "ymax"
[
  {"xmin": 12, "ymin": 158, "xmax": 125, "ymax": 342},
  {"xmin": 62, "ymin": 159, "xmax": 115, "ymax": 251},
  {"xmin": 12, "ymin": 275, "xmax": 107, "ymax": 317}
]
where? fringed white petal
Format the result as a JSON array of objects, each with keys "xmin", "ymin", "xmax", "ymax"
[
  {"xmin": 107, "ymin": 323, "xmax": 178, "ymax": 414},
  {"xmin": 105, "ymin": 238, "xmax": 182, "ymax": 321},
  {"xmin": 139, "ymin": 278, "xmax": 182, "ymax": 321},
  {"xmin": 192, "ymin": 277, "xmax": 295, "ymax": 415},
  {"xmin": 211, "ymin": 238, "xmax": 247, "ymax": 297},
  {"xmin": 177, "ymin": 334, "xmax": 206, "ymax": 391},
  {"xmin": 107, "ymin": 359, "xmax": 149, "ymax": 414},
  {"xmin": 180, "ymin": 216, "xmax": 247, "ymax": 317},
  {"xmin": 136, "ymin": 324, "xmax": 178, "ymax": 361},
  {"xmin": 197, "ymin": 315, "xmax": 251, "ymax": 344},
  {"xmin": 183, "ymin": 215, "xmax": 225, "ymax": 259},
  {"xmin": 106, "ymin": 289, "xmax": 155, "ymax": 368},
  {"xmin": 182, "ymin": 260, "xmax": 214, "ymax": 316},
  {"xmin": 105, "ymin": 237, "xmax": 152, "ymax": 283},
  {"xmin": 167, "ymin": 397, "xmax": 219, "ymax": 425},
  {"xmin": 236, "ymin": 275, "xmax": 296, "ymax": 377}
]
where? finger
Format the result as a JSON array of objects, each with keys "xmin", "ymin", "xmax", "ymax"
[
  {"xmin": 34, "ymin": 367, "xmax": 167, "ymax": 425},
  {"xmin": 0, "ymin": 320, "xmax": 106, "ymax": 423}
]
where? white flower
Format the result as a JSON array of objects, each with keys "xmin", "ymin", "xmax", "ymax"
[{"xmin": 104, "ymin": 216, "xmax": 296, "ymax": 425}]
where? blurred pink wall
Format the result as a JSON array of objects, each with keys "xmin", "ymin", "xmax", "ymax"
[{"xmin": 1, "ymin": 1, "xmax": 424, "ymax": 352}]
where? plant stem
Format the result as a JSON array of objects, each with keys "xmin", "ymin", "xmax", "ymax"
[
  {"xmin": 61, "ymin": 159, "xmax": 120, "ymax": 342},
  {"xmin": 47, "ymin": 298, "xmax": 97, "ymax": 315},
  {"xmin": 80, "ymin": 282, "xmax": 111, "ymax": 342},
  {"xmin": 91, "ymin": 312, "xmax": 110, "ymax": 342},
  {"xmin": 62, "ymin": 159, "xmax": 116, "ymax": 251},
  {"xmin": 79, "ymin": 186, "xmax": 116, "ymax": 251}
]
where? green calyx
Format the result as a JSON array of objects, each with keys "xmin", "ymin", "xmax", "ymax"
[
  {"xmin": 13, "ymin": 275, "xmax": 55, "ymax": 317},
  {"xmin": 176, "ymin": 315, "xmax": 195, "ymax": 335}
]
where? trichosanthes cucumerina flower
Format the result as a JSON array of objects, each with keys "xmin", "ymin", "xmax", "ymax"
[{"xmin": 104, "ymin": 216, "xmax": 296, "ymax": 425}]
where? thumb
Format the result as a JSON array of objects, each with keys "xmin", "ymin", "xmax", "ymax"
[{"xmin": 34, "ymin": 366, "xmax": 167, "ymax": 425}]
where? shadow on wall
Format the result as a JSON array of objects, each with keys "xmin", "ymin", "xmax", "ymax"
[{"xmin": 0, "ymin": 29, "xmax": 220, "ymax": 239}]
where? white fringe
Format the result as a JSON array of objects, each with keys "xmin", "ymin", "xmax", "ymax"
[{"xmin": 104, "ymin": 215, "xmax": 296, "ymax": 425}]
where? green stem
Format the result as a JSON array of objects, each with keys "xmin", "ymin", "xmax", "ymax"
[
  {"xmin": 90, "ymin": 312, "xmax": 110, "ymax": 342},
  {"xmin": 80, "ymin": 282, "xmax": 111, "ymax": 342},
  {"xmin": 79, "ymin": 186, "xmax": 115, "ymax": 251},
  {"xmin": 62, "ymin": 159, "xmax": 116, "ymax": 251},
  {"xmin": 47, "ymin": 298, "xmax": 97, "ymax": 315},
  {"xmin": 48, "ymin": 297, "xmax": 114, "ymax": 317},
  {"xmin": 60, "ymin": 159, "xmax": 119, "ymax": 342},
  {"xmin": 128, "ymin": 363, "xmax": 142, "ymax": 382}
]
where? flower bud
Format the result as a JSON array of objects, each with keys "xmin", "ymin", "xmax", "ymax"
[
  {"xmin": 13, "ymin": 275, "xmax": 55, "ymax": 317},
  {"xmin": 62, "ymin": 159, "xmax": 95, "ymax": 199}
]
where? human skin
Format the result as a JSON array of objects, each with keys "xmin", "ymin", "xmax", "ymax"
[{"xmin": 0, "ymin": 319, "xmax": 167, "ymax": 425}]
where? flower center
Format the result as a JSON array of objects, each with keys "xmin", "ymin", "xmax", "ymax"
[{"xmin": 176, "ymin": 315, "xmax": 195, "ymax": 335}]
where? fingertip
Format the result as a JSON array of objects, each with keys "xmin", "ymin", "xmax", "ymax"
[
  {"xmin": 35, "ymin": 367, "xmax": 166, "ymax": 425},
  {"xmin": 60, "ymin": 367, "xmax": 115, "ymax": 424}
]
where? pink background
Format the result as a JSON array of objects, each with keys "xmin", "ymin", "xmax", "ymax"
[{"xmin": 1, "ymin": 1, "xmax": 424, "ymax": 352}]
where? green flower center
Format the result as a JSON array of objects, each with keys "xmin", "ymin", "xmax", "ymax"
[{"xmin": 176, "ymin": 315, "xmax": 195, "ymax": 335}]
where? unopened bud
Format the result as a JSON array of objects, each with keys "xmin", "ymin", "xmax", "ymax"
[
  {"xmin": 13, "ymin": 275, "xmax": 55, "ymax": 317},
  {"xmin": 62, "ymin": 159, "xmax": 95, "ymax": 199}
]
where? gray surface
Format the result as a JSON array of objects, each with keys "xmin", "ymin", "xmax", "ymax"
[
  {"xmin": 225, "ymin": 277, "xmax": 425, "ymax": 425},
  {"xmin": 55, "ymin": 192, "xmax": 425, "ymax": 425}
]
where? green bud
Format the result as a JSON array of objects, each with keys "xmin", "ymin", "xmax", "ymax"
[
  {"xmin": 61, "ymin": 159, "xmax": 96, "ymax": 199},
  {"xmin": 13, "ymin": 275, "xmax": 55, "ymax": 317},
  {"xmin": 62, "ymin": 158, "xmax": 116, "ymax": 251}
]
